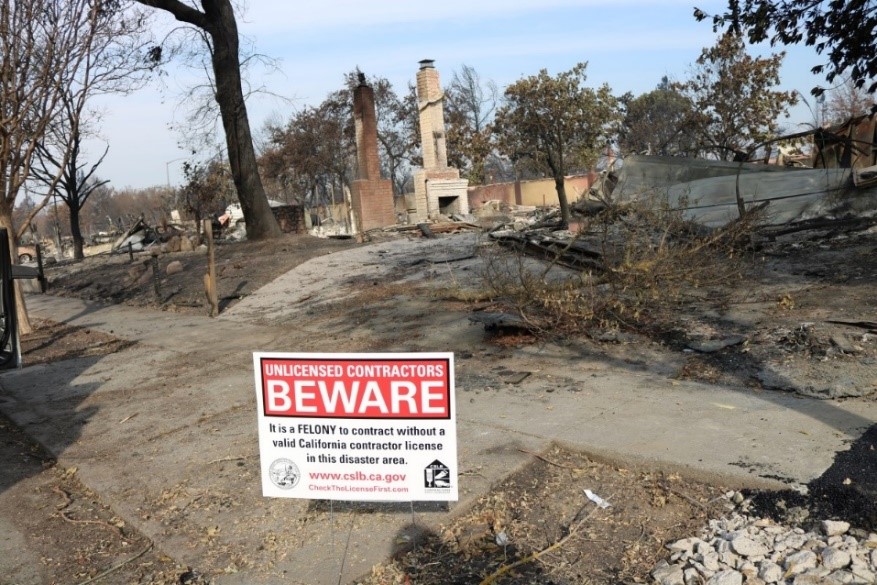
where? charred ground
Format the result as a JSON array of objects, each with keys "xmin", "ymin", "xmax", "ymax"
[{"xmin": 6, "ymin": 222, "xmax": 876, "ymax": 584}]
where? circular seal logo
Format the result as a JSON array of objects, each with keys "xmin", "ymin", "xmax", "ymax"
[{"xmin": 268, "ymin": 458, "xmax": 300, "ymax": 489}]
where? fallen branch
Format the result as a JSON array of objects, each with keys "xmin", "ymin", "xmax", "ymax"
[
  {"xmin": 479, "ymin": 503, "xmax": 602, "ymax": 584},
  {"xmin": 208, "ymin": 456, "xmax": 246, "ymax": 465},
  {"xmin": 826, "ymin": 319, "xmax": 877, "ymax": 331},
  {"xmin": 53, "ymin": 486, "xmax": 126, "ymax": 539},
  {"xmin": 75, "ymin": 542, "xmax": 154, "ymax": 585},
  {"xmin": 658, "ymin": 481, "xmax": 708, "ymax": 512},
  {"xmin": 403, "ymin": 253, "xmax": 477, "ymax": 268},
  {"xmin": 490, "ymin": 231, "xmax": 604, "ymax": 272},
  {"xmin": 761, "ymin": 215, "xmax": 877, "ymax": 239},
  {"xmin": 517, "ymin": 448, "xmax": 575, "ymax": 470}
]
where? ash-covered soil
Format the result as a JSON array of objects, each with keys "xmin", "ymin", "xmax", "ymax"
[
  {"xmin": 13, "ymin": 223, "xmax": 877, "ymax": 583},
  {"xmin": 43, "ymin": 233, "xmax": 356, "ymax": 315}
]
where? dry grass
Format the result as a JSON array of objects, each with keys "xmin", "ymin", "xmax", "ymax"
[{"xmin": 480, "ymin": 194, "xmax": 761, "ymax": 336}]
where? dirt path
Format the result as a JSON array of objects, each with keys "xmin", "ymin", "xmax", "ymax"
[{"xmin": 0, "ymin": 397, "xmax": 203, "ymax": 585}]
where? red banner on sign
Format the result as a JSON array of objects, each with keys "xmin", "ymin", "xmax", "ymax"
[{"xmin": 260, "ymin": 357, "xmax": 451, "ymax": 419}]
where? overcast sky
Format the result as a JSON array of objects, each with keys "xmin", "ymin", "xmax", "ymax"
[{"xmin": 82, "ymin": 0, "xmax": 834, "ymax": 190}]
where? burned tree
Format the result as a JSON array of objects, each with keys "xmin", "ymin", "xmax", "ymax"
[
  {"xmin": 135, "ymin": 0, "xmax": 282, "ymax": 239},
  {"xmin": 0, "ymin": 0, "xmax": 124, "ymax": 333},
  {"xmin": 32, "ymin": 110, "xmax": 110, "ymax": 261},
  {"xmin": 619, "ymin": 78, "xmax": 700, "ymax": 157},
  {"xmin": 29, "ymin": 2, "xmax": 156, "ymax": 261},
  {"xmin": 445, "ymin": 64, "xmax": 499, "ymax": 185}
]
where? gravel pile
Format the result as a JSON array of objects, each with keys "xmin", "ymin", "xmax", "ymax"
[{"xmin": 651, "ymin": 497, "xmax": 877, "ymax": 585}]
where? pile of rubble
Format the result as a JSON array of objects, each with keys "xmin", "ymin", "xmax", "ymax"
[{"xmin": 651, "ymin": 507, "xmax": 877, "ymax": 585}]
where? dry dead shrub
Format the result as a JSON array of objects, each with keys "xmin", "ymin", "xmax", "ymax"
[{"xmin": 481, "ymin": 192, "xmax": 761, "ymax": 335}]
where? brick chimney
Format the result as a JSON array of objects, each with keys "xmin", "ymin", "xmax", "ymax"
[{"xmin": 416, "ymin": 59, "xmax": 448, "ymax": 169}]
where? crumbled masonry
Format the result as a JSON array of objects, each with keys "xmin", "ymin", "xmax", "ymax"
[{"xmin": 651, "ymin": 497, "xmax": 877, "ymax": 585}]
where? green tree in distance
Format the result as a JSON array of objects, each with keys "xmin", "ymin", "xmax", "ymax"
[
  {"xmin": 494, "ymin": 63, "xmax": 618, "ymax": 225},
  {"xmin": 677, "ymin": 33, "xmax": 798, "ymax": 160},
  {"xmin": 695, "ymin": 1, "xmax": 877, "ymax": 94},
  {"xmin": 619, "ymin": 77, "xmax": 699, "ymax": 157}
]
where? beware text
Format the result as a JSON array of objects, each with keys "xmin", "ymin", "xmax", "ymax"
[{"xmin": 260, "ymin": 357, "xmax": 451, "ymax": 419}]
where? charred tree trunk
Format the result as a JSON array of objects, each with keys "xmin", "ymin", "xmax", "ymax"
[
  {"xmin": 547, "ymin": 152, "xmax": 570, "ymax": 227},
  {"xmin": 136, "ymin": 0, "xmax": 282, "ymax": 240},
  {"xmin": 69, "ymin": 203, "xmax": 84, "ymax": 260},
  {"xmin": 62, "ymin": 154, "xmax": 86, "ymax": 260},
  {"xmin": 553, "ymin": 172, "xmax": 570, "ymax": 226},
  {"xmin": 202, "ymin": 1, "xmax": 281, "ymax": 240}
]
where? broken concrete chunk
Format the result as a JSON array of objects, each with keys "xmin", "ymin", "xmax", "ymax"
[
  {"xmin": 823, "ymin": 570, "xmax": 855, "ymax": 584},
  {"xmin": 784, "ymin": 550, "xmax": 818, "ymax": 574},
  {"xmin": 502, "ymin": 372, "xmax": 531, "ymax": 385},
  {"xmin": 683, "ymin": 567, "xmax": 702, "ymax": 585},
  {"xmin": 821, "ymin": 547, "xmax": 852, "ymax": 571},
  {"xmin": 731, "ymin": 535, "xmax": 769, "ymax": 558},
  {"xmin": 719, "ymin": 550, "xmax": 740, "ymax": 567},
  {"xmin": 758, "ymin": 561, "xmax": 783, "ymax": 583},
  {"xmin": 830, "ymin": 334, "xmax": 862, "ymax": 354},
  {"xmin": 134, "ymin": 266, "xmax": 153, "ymax": 286},
  {"xmin": 706, "ymin": 570, "xmax": 743, "ymax": 585},
  {"xmin": 166, "ymin": 235, "xmax": 181, "ymax": 253},
  {"xmin": 756, "ymin": 366, "xmax": 876, "ymax": 399},
  {"xmin": 701, "ymin": 551, "xmax": 721, "ymax": 571},
  {"xmin": 823, "ymin": 521, "xmax": 851, "ymax": 537},
  {"xmin": 652, "ymin": 561, "xmax": 686, "ymax": 585},
  {"xmin": 849, "ymin": 567, "xmax": 877, "ymax": 583},
  {"xmin": 651, "ymin": 514, "xmax": 877, "ymax": 585},
  {"xmin": 737, "ymin": 560, "xmax": 757, "ymax": 579},
  {"xmin": 596, "ymin": 330, "xmax": 639, "ymax": 343},
  {"xmin": 669, "ymin": 537, "xmax": 708, "ymax": 554},
  {"xmin": 792, "ymin": 571, "xmax": 832, "ymax": 584},
  {"xmin": 166, "ymin": 260, "xmax": 184, "ymax": 276}
]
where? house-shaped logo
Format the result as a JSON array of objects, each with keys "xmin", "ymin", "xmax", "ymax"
[{"xmin": 424, "ymin": 459, "xmax": 451, "ymax": 490}]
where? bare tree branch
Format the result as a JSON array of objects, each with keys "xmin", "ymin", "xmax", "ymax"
[{"xmin": 136, "ymin": 0, "xmax": 207, "ymax": 28}]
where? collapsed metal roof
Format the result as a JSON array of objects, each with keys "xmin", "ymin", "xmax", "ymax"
[{"xmin": 612, "ymin": 155, "xmax": 876, "ymax": 228}]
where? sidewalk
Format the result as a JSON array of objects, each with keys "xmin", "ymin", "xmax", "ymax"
[{"xmin": 1, "ymin": 258, "xmax": 875, "ymax": 583}]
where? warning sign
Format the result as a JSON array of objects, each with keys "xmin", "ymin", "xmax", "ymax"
[{"xmin": 253, "ymin": 352, "xmax": 458, "ymax": 501}]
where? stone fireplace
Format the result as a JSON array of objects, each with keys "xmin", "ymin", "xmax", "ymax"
[{"xmin": 412, "ymin": 60, "xmax": 470, "ymax": 222}]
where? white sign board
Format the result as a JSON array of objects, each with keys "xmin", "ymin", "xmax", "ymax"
[{"xmin": 253, "ymin": 352, "xmax": 458, "ymax": 501}]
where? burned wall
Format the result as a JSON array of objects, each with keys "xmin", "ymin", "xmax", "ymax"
[
  {"xmin": 814, "ymin": 113, "xmax": 877, "ymax": 170},
  {"xmin": 271, "ymin": 205, "xmax": 306, "ymax": 233}
]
